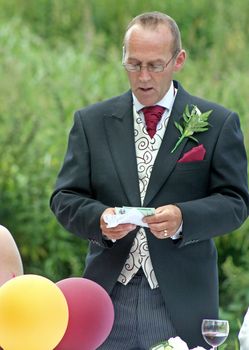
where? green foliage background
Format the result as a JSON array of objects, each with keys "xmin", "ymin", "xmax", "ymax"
[{"xmin": 0, "ymin": 1, "xmax": 248, "ymax": 348}]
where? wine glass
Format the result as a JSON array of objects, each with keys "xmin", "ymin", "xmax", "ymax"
[{"xmin": 201, "ymin": 319, "xmax": 229, "ymax": 349}]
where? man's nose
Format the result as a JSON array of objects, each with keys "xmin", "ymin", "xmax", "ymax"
[{"xmin": 138, "ymin": 66, "xmax": 152, "ymax": 81}]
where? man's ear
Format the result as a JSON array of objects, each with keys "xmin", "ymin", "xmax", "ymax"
[{"xmin": 174, "ymin": 50, "xmax": 187, "ymax": 72}]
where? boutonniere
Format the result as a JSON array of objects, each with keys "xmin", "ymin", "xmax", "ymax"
[{"xmin": 171, "ymin": 104, "xmax": 212, "ymax": 153}]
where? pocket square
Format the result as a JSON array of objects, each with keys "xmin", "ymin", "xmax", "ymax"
[{"xmin": 177, "ymin": 144, "xmax": 206, "ymax": 163}]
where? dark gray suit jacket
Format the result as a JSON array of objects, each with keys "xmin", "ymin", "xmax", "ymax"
[{"xmin": 50, "ymin": 81, "xmax": 249, "ymax": 347}]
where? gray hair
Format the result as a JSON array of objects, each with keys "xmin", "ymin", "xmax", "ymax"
[{"xmin": 123, "ymin": 11, "xmax": 182, "ymax": 54}]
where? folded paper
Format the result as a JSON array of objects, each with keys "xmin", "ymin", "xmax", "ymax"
[{"xmin": 103, "ymin": 208, "xmax": 154, "ymax": 228}]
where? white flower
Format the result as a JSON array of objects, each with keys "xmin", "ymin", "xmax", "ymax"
[
  {"xmin": 168, "ymin": 336, "xmax": 189, "ymax": 350},
  {"xmin": 192, "ymin": 105, "xmax": 202, "ymax": 116},
  {"xmin": 150, "ymin": 336, "xmax": 210, "ymax": 350}
]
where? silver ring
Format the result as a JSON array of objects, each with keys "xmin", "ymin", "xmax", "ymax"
[{"xmin": 163, "ymin": 229, "xmax": 168, "ymax": 237}]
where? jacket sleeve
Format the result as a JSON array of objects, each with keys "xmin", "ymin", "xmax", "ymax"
[{"xmin": 50, "ymin": 111, "xmax": 110, "ymax": 247}]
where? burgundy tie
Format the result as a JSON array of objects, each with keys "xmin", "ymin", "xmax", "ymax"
[{"xmin": 142, "ymin": 105, "xmax": 165, "ymax": 138}]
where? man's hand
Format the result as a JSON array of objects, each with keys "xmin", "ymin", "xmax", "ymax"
[
  {"xmin": 100, "ymin": 208, "xmax": 136, "ymax": 240},
  {"xmin": 143, "ymin": 205, "xmax": 182, "ymax": 239}
]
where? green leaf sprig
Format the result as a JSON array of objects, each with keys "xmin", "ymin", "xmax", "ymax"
[
  {"xmin": 150, "ymin": 341, "xmax": 173, "ymax": 350},
  {"xmin": 171, "ymin": 104, "xmax": 212, "ymax": 153}
]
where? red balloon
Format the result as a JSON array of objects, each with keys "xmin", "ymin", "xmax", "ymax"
[{"xmin": 55, "ymin": 278, "xmax": 114, "ymax": 350}]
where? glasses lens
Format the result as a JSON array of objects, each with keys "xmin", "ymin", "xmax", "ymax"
[
  {"xmin": 123, "ymin": 63, "xmax": 164, "ymax": 73},
  {"xmin": 149, "ymin": 65, "xmax": 164, "ymax": 72},
  {"xmin": 123, "ymin": 64, "xmax": 138, "ymax": 72}
]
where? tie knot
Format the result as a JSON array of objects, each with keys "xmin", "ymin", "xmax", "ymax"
[{"xmin": 142, "ymin": 105, "xmax": 165, "ymax": 138}]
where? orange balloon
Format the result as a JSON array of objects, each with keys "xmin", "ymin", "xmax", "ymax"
[{"xmin": 0, "ymin": 275, "xmax": 68, "ymax": 350}]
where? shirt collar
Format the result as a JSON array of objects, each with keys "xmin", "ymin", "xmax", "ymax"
[{"xmin": 132, "ymin": 81, "xmax": 175, "ymax": 113}]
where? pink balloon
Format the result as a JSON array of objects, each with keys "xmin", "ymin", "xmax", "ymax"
[{"xmin": 55, "ymin": 278, "xmax": 114, "ymax": 350}]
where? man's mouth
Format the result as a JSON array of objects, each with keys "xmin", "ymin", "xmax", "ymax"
[{"xmin": 139, "ymin": 87, "xmax": 153, "ymax": 92}]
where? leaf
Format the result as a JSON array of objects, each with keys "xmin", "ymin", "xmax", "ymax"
[
  {"xmin": 174, "ymin": 121, "xmax": 183, "ymax": 133},
  {"xmin": 150, "ymin": 341, "xmax": 173, "ymax": 350},
  {"xmin": 171, "ymin": 105, "xmax": 212, "ymax": 153},
  {"xmin": 189, "ymin": 135, "xmax": 199, "ymax": 143}
]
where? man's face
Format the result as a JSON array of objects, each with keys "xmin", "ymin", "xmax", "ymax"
[{"xmin": 123, "ymin": 24, "xmax": 185, "ymax": 106}]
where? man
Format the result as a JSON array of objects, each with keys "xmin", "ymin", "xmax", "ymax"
[{"xmin": 50, "ymin": 12, "xmax": 249, "ymax": 349}]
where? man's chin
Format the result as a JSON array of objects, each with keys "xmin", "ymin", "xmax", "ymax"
[{"xmin": 134, "ymin": 90, "xmax": 159, "ymax": 106}]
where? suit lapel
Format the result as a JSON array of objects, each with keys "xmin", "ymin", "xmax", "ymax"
[
  {"xmin": 144, "ymin": 83, "xmax": 193, "ymax": 206},
  {"xmin": 104, "ymin": 91, "xmax": 141, "ymax": 206}
]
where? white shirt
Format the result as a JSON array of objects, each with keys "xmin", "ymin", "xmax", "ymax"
[{"xmin": 133, "ymin": 81, "xmax": 176, "ymax": 128}]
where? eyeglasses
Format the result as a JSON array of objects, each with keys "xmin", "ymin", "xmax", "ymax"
[{"xmin": 123, "ymin": 51, "xmax": 179, "ymax": 73}]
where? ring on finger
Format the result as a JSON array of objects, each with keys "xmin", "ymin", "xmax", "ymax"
[{"xmin": 163, "ymin": 229, "xmax": 168, "ymax": 238}]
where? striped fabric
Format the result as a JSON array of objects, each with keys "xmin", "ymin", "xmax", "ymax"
[{"xmin": 98, "ymin": 270, "xmax": 177, "ymax": 350}]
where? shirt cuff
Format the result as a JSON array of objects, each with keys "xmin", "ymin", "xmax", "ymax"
[{"xmin": 171, "ymin": 222, "xmax": 183, "ymax": 240}]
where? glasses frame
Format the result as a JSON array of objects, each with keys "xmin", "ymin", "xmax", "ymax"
[{"xmin": 122, "ymin": 50, "xmax": 179, "ymax": 73}]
